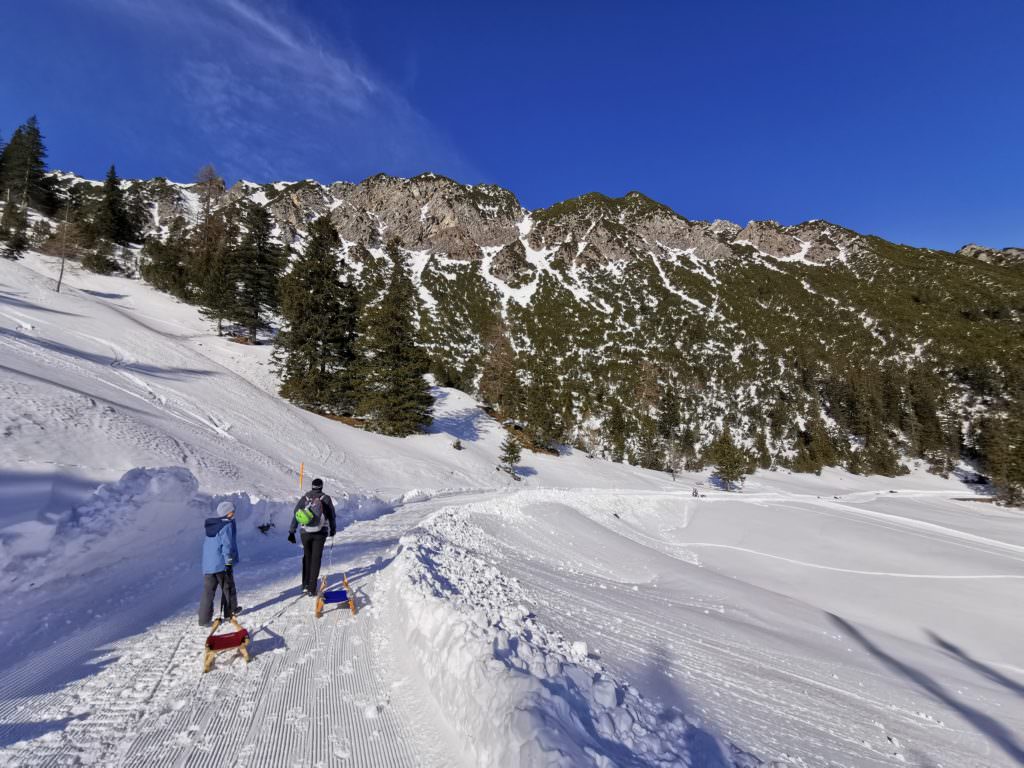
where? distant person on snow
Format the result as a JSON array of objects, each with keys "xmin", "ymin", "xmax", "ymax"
[
  {"xmin": 199, "ymin": 501, "xmax": 241, "ymax": 627},
  {"xmin": 288, "ymin": 478, "xmax": 337, "ymax": 596}
]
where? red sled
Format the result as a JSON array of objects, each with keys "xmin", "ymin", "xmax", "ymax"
[{"xmin": 203, "ymin": 617, "xmax": 251, "ymax": 672}]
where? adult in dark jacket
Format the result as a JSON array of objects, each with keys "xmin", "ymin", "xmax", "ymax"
[
  {"xmin": 288, "ymin": 478, "xmax": 337, "ymax": 595},
  {"xmin": 199, "ymin": 501, "xmax": 241, "ymax": 626}
]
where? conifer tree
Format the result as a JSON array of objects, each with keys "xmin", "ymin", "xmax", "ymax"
[
  {"xmin": 637, "ymin": 415, "xmax": 663, "ymax": 470},
  {"xmin": 499, "ymin": 433, "xmax": 522, "ymax": 478},
  {"xmin": 478, "ymin": 319, "xmax": 522, "ymax": 418},
  {"xmin": 276, "ymin": 216, "xmax": 358, "ymax": 413},
  {"xmin": 141, "ymin": 218, "xmax": 191, "ymax": 298},
  {"xmin": 712, "ymin": 427, "xmax": 747, "ymax": 488},
  {"xmin": 230, "ymin": 204, "xmax": 285, "ymax": 340},
  {"xmin": 606, "ymin": 399, "xmax": 626, "ymax": 462},
  {"xmin": 862, "ymin": 421, "xmax": 905, "ymax": 477},
  {"xmin": 657, "ymin": 382, "xmax": 681, "ymax": 441},
  {"xmin": 754, "ymin": 431, "xmax": 772, "ymax": 470},
  {"xmin": 524, "ymin": 363, "xmax": 561, "ymax": 450},
  {"xmin": 188, "ymin": 165, "xmax": 226, "ymax": 289},
  {"xmin": 353, "ymin": 243, "xmax": 432, "ymax": 435},
  {"xmin": 93, "ymin": 164, "xmax": 134, "ymax": 245},
  {"xmin": 0, "ymin": 116, "xmax": 52, "ymax": 211},
  {"xmin": 807, "ymin": 408, "xmax": 836, "ymax": 467},
  {"xmin": 194, "ymin": 210, "xmax": 236, "ymax": 333},
  {"xmin": 0, "ymin": 200, "xmax": 29, "ymax": 259},
  {"xmin": 980, "ymin": 405, "xmax": 1024, "ymax": 504}
]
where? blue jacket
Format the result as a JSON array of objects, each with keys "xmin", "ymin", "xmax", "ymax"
[{"xmin": 202, "ymin": 516, "xmax": 240, "ymax": 574}]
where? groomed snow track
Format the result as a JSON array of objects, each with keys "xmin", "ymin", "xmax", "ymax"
[{"xmin": 0, "ymin": 550, "xmax": 420, "ymax": 768}]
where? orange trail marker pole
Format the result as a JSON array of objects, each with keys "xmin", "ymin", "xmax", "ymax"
[{"xmin": 299, "ymin": 462, "xmax": 304, "ymax": 491}]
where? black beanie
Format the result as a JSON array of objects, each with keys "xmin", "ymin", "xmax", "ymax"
[{"xmin": 311, "ymin": 478, "xmax": 324, "ymax": 490}]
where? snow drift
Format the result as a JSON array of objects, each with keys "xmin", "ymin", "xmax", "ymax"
[{"xmin": 383, "ymin": 506, "xmax": 760, "ymax": 768}]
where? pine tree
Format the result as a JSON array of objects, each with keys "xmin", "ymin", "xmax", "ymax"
[
  {"xmin": 0, "ymin": 200, "xmax": 29, "ymax": 259},
  {"xmin": 276, "ymin": 216, "xmax": 359, "ymax": 413},
  {"xmin": 606, "ymin": 399, "xmax": 626, "ymax": 462},
  {"xmin": 194, "ymin": 211, "xmax": 238, "ymax": 335},
  {"xmin": 478, "ymin": 319, "xmax": 522, "ymax": 417},
  {"xmin": 499, "ymin": 433, "xmax": 522, "ymax": 478},
  {"xmin": 807, "ymin": 408, "xmax": 836, "ymax": 467},
  {"xmin": 712, "ymin": 427, "xmax": 747, "ymax": 489},
  {"xmin": 754, "ymin": 430, "xmax": 772, "ymax": 470},
  {"xmin": 230, "ymin": 204, "xmax": 285, "ymax": 340},
  {"xmin": 0, "ymin": 116, "xmax": 52, "ymax": 212},
  {"xmin": 141, "ymin": 218, "xmax": 191, "ymax": 298},
  {"xmin": 637, "ymin": 415, "xmax": 663, "ymax": 470},
  {"xmin": 657, "ymin": 382, "xmax": 681, "ymax": 441},
  {"xmin": 524, "ymin": 360, "xmax": 563, "ymax": 450},
  {"xmin": 862, "ymin": 422, "xmax": 905, "ymax": 477},
  {"xmin": 981, "ymin": 405, "xmax": 1024, "ymax": 504},
  {"xmin": 353, "ymin": 243, "xmax": 432, "ymax": 435},
  {"xmin": 93, "ymin": 164, "xmax": 134, "ymax": 246},
  {"xmin": 188, "ymin": 165, "xmax": 226, "ymax": 288}
]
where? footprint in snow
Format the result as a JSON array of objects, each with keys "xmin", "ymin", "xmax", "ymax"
[{"xmin": 330, "ymin": 734, "xmax": 352, "ymax": 759}]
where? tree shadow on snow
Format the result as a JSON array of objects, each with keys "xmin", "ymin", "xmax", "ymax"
[
  {"xmin": 0, "ymin": 712, "xmax": 90, "ymax": 748},
  {"xmin": 828, "ymin": 613, "xmax": 1024, "ymax": 765},
  {"xmin": 431, "ymin": 408, "xmax": 486, "ymax": 441},
  {"xmin": 80, "ymin": 289, "xmax": 129, "ymax": 300},
  {"xmin": 0, "ymin": 288, "xmax": 82, "ymax": 317},
  {"xmin": 0, "ymin": 328, "xmax": 215, "ymax": 379},
  {"xmin": 927, "ymin": 630, "xmax": 1024, "ymax": 701},
  {"xmin": 0, "ymin": 364, "xmax": 152, "ymax": 418},
  {"xmin": 630, "ymin": 642, "xmax": 740, "ymax": 767}
]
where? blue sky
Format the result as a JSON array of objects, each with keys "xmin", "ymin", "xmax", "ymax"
[{"xmin": 2, "ymin": 1, "xmax": 1021, "ymax": 250}]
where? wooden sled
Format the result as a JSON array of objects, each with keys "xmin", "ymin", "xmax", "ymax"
[
  {"xmin": 315, "ymin": 573, "xmax": 357, "ymax": 618},
  {"xmin": 203, "ymin": 616, "xmax": 251, "ymax": 673}
]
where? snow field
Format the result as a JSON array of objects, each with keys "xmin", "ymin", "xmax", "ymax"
[{"xmin": 381, "ymin": 503, "xmax": 759, "ymax": 767}]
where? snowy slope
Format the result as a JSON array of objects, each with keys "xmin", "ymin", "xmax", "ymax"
[{"xmin": 1, "ymin": 253, "xmax": 1023, "ymax": 767}]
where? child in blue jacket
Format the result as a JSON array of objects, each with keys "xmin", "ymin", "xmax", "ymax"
[{"xmin": 199, "ymin": 501, "xmax": 241, "ymax": 626}]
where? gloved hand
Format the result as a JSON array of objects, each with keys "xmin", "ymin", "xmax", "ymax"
[
  {"xmin": 287, "ymin": 532, "xmax": 296, "ymax": 544},
  {"xmin": 225, "ymin": 559, "xmax": 233, "ymax": 567},
  {"xmin": 225, "ymin": 563, "xmax": 233, "ymax": 573},
  {"xmin": 329, "ymin": 530, "xmax": 336, "ymax": 538}
]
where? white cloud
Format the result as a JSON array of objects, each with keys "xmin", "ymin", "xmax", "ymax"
[{"xmin": 93, "ymin": 0, "xmax": 476, "ymax": 184}]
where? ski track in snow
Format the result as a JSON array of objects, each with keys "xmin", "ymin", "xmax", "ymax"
[{"xmin": 0, "ymin": 501, "xmax": 439, "ymax": 768}]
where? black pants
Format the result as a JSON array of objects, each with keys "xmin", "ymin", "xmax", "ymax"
[
  {"xmin": 199, "ymin": 569, "xmax": 238, "ymax": 625},
  {"xmin": 301, "ymin": 530, "xmax": 328, "ymax": 593}
]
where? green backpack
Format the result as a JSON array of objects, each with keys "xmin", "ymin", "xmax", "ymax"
[{"xmin": 295, "ymin": 495, "xmax": 324, "ymax": 528}]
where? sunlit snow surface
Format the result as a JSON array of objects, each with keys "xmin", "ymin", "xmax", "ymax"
[{"xmin": 1, "ymin": 253, "xmax": 1022, "ymax": 767}]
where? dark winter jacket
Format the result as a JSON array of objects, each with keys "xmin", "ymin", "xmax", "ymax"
[
  {"xmin": 289, "ymin": 490, "xmax": 337, "ymax": 536},
  {"xmin": 202, "ymin": 516, "xmax": 240, "ymax": 574}
]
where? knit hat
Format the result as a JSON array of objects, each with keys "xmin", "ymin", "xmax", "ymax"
[
  {"xmin": 311, "ymin": 478, "xmax": 324, "ymax": 490},
  {"xmin": 217, "ymin": 501, "xmax": 235, "ymax": 516}
]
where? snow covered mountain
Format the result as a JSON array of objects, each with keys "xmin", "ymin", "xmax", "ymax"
[
  {"xmin": 2, "ymin": 251, "xmax": 1023, "ymax": 767},
  {"xmin": 41, "ymin": 170, "xmax": 1024, "ymax": 498}
]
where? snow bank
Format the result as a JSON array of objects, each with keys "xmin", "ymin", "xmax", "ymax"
[
  {"xmin": 0, "ymin": 467, "xmax": 207, "ymax": 591},
  {"xmin": 385, "ymin": 507, "xmax": 760, "ymax": 768},
  {"xmin": 0, "ymin": 467, "xmax": 395, "ymax": 593}
]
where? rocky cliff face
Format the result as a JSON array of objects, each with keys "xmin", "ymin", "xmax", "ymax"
[
  {"xmin": 74, "ymin": 170, "xmax": 875, "ymax": 273},
  {"xmin": 958, "ymin": 243, "xmax": 1024, "ymax": 267}
]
